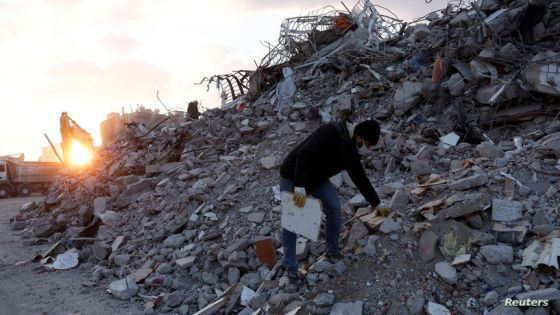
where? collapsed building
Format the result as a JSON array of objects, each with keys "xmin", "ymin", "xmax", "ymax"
[{"xmin": 10, "ymin": 0, "xmax": 560, "ymax": 314}]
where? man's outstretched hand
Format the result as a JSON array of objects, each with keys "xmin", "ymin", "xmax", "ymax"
[
  {"xmin": 372, "ymin": 203, "xmax": 391, "ymax": 217},
  {"xmin": 293, "ymin": 187, "xmax": 307, "ymax": 208}
]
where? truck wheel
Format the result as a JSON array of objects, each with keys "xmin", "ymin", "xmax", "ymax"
[
  {"xmin": 0, "ymin": 186, "xmax": 11, "ymax": 199},
  {"xmin": 18, "ymin": 184, "xmax": 33, "ymax": 197}
]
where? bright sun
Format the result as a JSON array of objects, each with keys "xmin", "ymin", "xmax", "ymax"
[{"xmin": 69, "ymin": 140, "xmax": 93, "ymax": 166}]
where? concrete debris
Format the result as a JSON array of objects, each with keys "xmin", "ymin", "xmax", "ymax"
[
  {"xmin": 109, "ymin": 277, "xmax": 139, "ymax": 300},
  {"xmin": 13, "ymin": 0, "xmax": 560, "ymax": 313}
]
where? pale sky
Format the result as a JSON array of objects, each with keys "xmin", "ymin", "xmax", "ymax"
[{"xmin": 0, "ymin": 0, "xmax": 450, "ymax": 160}]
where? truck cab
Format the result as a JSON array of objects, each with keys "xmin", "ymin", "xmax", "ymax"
[{"xmin": 0, "ymin": 161, "xmax": 11, "ymax": 198}]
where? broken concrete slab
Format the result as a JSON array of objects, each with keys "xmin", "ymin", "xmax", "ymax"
[
  {"xmin": 448, "ymin": 173, "xmax": 489, "ymax": 190},
  {"xmin": 444, "ymin": 192, "xmax": 488, "ymax": 218}
]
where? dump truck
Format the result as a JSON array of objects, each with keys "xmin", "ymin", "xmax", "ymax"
[{"xmin": 0, "ymin": 158, "xmax": 62, "ymax": 198}]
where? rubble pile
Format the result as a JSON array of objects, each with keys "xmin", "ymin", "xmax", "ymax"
[{"xmin": 11, "ymin": 0, "xmax": 560, "ymax": 314}]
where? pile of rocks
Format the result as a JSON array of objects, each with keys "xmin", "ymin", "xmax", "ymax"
[{"xmin": 11, "ymin": 0, "xmax": 560, "ymax": 314}]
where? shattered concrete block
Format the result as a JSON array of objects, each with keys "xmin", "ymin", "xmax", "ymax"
[
  {"xmin": 448, "ymin": 173, "xmax": 488, "ymax": 190},
  {"xmin": 492, "ymin": 199, "xmax": 522, "ymax": 222},
  {"xmin": 480, "ymin": 245, "xmax": 513, "ymax": 265},
  {"xmin": 109, "ymin": 277, "xmax": 138, "ymax": 300},
  {"xmin": 394, "ymin": 81, "xmax": 423, "ymax": 116}
]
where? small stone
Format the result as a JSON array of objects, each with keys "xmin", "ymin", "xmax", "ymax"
[
  {"xmin": 228, "ymin": 267, "xmax": 241, "ymax": 284},
  {"xmin": 407, "ymin": 294, "xmax": 425, "ymax": 315},
  {"xmin": 476, "ymin": 142, "xmax": 505, "ymax": 159},
  {"xmin": 260, "ymin": 156, "xmax": 279, "ymax": 169},
  {"xmin": 382, "ymin": 182, "xmax": 405, "ymax": 195},
  {"xmin": 484, "ymin": 291, "xmax": 499, "ymax": 306},
  {"xmin": 330, "ymin": 301, "xmax": 363, "ymax": 315},
  {"xmin": 349, "ymin": 194, "xmax": 367, "ymax": 207},
  {"xmin": 314, "ymin": 293, "xmax": 335, "ymax": 307},
  {"xmin": 109, "ymin": 277, "xmax": 138, "ymax": 300},
  {"xmin": 201, "ymin": 272, "xmax": 219, "ymax": 285},
  {"xmin": 157, "ymin": 263, "xmax": 173, "ymax": 274},
  {"xmin": 247, "ymin": 212, "xmax": 265, "ymax": 224},
  {"xmin": 389, "ymin": 189, "xmax": 409, "ymax": 211},
  {"xmin": 113, "ymin": 254, "xmax": 131, "ymax": 266},
  {"xmin": 313, "ymin": 260, "xmax": 333, "ymax": 273},
  {"xmin": 419, "ymin": 231, "xmax": 438, "ymax": 263},
  {"xmin": 379, "ymin": 218, "xmax": 401, "ymax": 234},
  {"xmin": 175, "ymin": 256, "xmax": 196, "ymax": 269},
  {"xmin": 99, "ymin": 210, "xmax": 121, "ymax": 226},
  {"xmin": 426, "ymin": 302, "xmax": 451, "ymax": 315},
  {"xmin": 177, "ymin": 305, "xmax": 190, "ymax": 315},
  {"xmin": 480, "ymin": 245, "xmax": 513, "ymax": 264},
  {"xmin": 435, "ymin": 262, "xmax": 457, "ymax": 283},
  {"xmin": 163, "ymin": 234, "xmax": 186, "ymax": 248},
  {"xmin": 164, "ymin": 291, "xmax": 185, "ymax": 307}
]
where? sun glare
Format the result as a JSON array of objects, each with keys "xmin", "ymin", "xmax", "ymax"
[{"xmin": 69, "ymin": 140, "xmax": 92, "ymax": 166}]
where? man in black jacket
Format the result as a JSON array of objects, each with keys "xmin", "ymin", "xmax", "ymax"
[{"xmin": 279, "ymin": 120, "xmax": 382, "ymax": 291}]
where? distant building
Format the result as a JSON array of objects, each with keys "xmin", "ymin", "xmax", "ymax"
[
  {"xmin": 100, "ymin": 106, "xmax": 166, "ymax": 146},
  {"xmin": 39, "ymin": 145, "xmax": 62, "ymax": 162}
]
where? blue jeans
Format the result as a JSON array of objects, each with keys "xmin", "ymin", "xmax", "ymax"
[{"xmin": 281, "ymin": 177, "xmax": 342, "ymax": 274}]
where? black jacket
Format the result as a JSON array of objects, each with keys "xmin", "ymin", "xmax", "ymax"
[{"xmin": 280, "ymin": 122, "xmax": 380, "ymax": 207}]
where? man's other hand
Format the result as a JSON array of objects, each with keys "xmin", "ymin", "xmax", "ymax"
[{"xmin": 293, "ymin": 187, "xmax": 307, "ymax": 208}]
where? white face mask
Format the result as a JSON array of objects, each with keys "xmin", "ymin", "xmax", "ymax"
[{"xmin": 357, "ymin": 145, "xmax": 370, "ymax": 156}]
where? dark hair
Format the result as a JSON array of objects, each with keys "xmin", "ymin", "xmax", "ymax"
[{"xmin": 354, "ymin": 120, "xmax": 380, "ymax": 145}]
